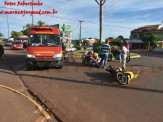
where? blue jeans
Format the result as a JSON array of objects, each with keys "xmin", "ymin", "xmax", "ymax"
[
  {"xmin": 91, "ymin": 60, "xmax": 99, "ymax": 66},
  {"xmin": 99, "ymin": 53, "xmax": 108, "ymax": 68}
]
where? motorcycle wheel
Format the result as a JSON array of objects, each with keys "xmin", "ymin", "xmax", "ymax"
[
  {"xmin": 116, "ymin": 72, "xmax": 128, "ymax": 85},
  {"xmin": 126, "ymin": 56, "xmax": 130, "ymax": 62}
]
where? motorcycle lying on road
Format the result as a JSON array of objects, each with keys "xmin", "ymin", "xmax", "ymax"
[
  {"xmin": 106, "ymin": 65, "xmax": 139, "ymax": 85},
  {"xmin": 108, "ymin": 49, "xmax": 130, "ymax": 62}
]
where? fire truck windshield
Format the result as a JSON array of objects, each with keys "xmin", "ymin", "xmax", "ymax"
[{"xmin": 29, "ymin": 34, "xmax": 61, "ymax": 47}]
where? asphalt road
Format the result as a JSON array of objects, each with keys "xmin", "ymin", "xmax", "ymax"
[{"xmin": 3, "ymin": 47, "xmax": 163, "ymax": 122}]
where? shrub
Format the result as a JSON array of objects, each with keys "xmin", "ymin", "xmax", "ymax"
[
  {"xmin": 83, "ymin": 40, "xmax": 90, "ymax": 46},
  {"xmin": 74, "ymin": 44, "xmax": 81, "ymax": 50},
  {"xmin": 111, "ymin": 45, "xmax": 119, "ymax": 50},
  {"xmin": 84, "ymin": 46, "xmax": 87, "ymax": 50},
  {"xmin": 93, "ymin": 41, "xmax": 104, "ymax": 55},
  {"xmin": 141, "ymin": 34, "xmax": 159, "ymax": 49}
]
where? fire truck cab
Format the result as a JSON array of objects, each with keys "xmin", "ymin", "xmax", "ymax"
[{"xmin": 26, "ymin": 26, "xmax": 63, "ymax": 69}]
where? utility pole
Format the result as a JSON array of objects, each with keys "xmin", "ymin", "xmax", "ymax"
[
  {"xmin": 79, "ymin": 20, "xmax": 83, "ymax": 47},
  {"xmin": 62, "ymin": 24, "xmax": 65, "ymax": 43},
  {"xmin": 32, "ymin": 0, "xmax": 34, "ymax": 26},
  {"xmin": 7, "ymin": 15, "xmax": 9, "ymax": 39},
  {"xmin": 95, "ymin": 0, "xmax": 106, "ymax": 43}
]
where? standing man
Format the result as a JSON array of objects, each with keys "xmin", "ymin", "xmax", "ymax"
[
  {"xmin": 120, "ymin": 42, "xmax": 128, "ymax": 72},
  {"xmin": 126, "ymin": 41, "xmax": 129, "ymax": 53},
  {"xmin": 99, "ymin": 40, "xmax": 111, "ymax": 69}
]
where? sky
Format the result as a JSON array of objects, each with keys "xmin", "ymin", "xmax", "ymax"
[{"xmin": 0, "ymin": 0, "xmax": 163, "ymax": 39}]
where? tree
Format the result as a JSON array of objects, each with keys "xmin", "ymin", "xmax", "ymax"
[
  {"xmin": 11, "ymin": 31, "xmax": 23, "ymax": 39},
  {"xmin": 22, "ymin": 23, "xmax": 32, "ymax": 36},
  {"xmin": 142, "ymin": 34, "xmax": 159, "ymax": 50},
  {"xmin": 22, "ymin": 21, "xmax": 45, "ymax": 36},
  {"xmin": 0, "ymin": 32, "xmax": 4, "ymax": 38},
  {"xmin": 83, "ymin": 40, "xmax": 90, "ymax": 46},
  {"xmin": 37, "ymin": 20, "xmax": 45, "ymax": 26},
  {"xmin": 107, "ymin": 37, "xmax": 113, "ymax": 39},
  {"xmin": 116, "ymin": 35, "xmax": 124, "ymax": 40}
]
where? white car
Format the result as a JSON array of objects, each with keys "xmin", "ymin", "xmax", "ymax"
[{"xmin": 5, "ymin": 41, "xmax": 13, "ymax": 46}]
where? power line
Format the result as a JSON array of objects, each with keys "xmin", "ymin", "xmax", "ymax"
[
  {"xmin": 50, "ymin": 0, "xmax": 93, "ymax": 7},
  {"xmin": 83, "ymin": 20, "xmax": 136, "ymax": 29}
]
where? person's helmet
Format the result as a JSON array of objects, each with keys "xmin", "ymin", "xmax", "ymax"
[
  {"xmin": 93, "ymin": 53, "xmax": 97, "ymax": 57},
  {"xmin": 66, "ymin": 39, "xmax": 70, "ymax": 41}
]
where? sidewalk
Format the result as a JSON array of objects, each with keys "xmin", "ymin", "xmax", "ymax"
[{"xmin": 0, "ymin": 56, "xmax": 43, "ymax": 122}]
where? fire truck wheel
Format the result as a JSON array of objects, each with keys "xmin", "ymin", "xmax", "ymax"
[
  {"xmin": 57, "ymin": 65, "xmax": 63, "ymax": 69},
  {"xmin": 116, "ymin": 72, "xmax": 128, "ymax": 85},
  {"xmin": 26, "ymin": 64, "xmax": 34, "ymax": 70}
]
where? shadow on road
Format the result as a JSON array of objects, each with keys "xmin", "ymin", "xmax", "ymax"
[
  {"xmin": 18, "ymin": 73, "xmax": 163, "ymax": 94},
  {"xmin": 85, "ymin": 72, "xmax": 115, "ymax": 83}
]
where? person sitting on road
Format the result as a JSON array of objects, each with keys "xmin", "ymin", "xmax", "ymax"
[
  {"xmin": 82, "ymin": 51, "xmax": 88, "ymax": 64},
  {"xmin": 82, "ymin": 50, "xmax": 94, "ymax": 65},
  {"xmin": 90, "ymin": 53, "xmax": 100, "ymax": 67}
]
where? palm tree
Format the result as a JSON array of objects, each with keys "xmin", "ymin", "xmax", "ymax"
[
  {"xmin": 22, "ymin": 23, "xmax": 32, "ymax": 36},
  {"xmin": 37, "ymin": 20, "xmax": 45, "ymax": 26}
]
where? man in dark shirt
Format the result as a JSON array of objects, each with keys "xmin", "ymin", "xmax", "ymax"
[{"xmin": 99, "ymin": 40, "xmax": 111, "ymax": 69}]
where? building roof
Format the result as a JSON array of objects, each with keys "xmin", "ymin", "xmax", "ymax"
[
  {"xmin": 126, "ymin": 39, "xmax": 144, "ymax": 43},
  {"xmin": 131, "ymin": 24, "xmax": 163, "ymax": 33},
  {"xmin": 17, "ymin": 36, "xmax": 28, "ymax": 39},
  {"xmin": 143, "ymin": 25, "xmax": 160, "ymax": 28}
]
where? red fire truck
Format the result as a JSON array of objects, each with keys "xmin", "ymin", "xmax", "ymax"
[{"xmin": 26, "ymin": 26, "xmax": 63, "ymax": 69}]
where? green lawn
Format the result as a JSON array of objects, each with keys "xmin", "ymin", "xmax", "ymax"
[
  {"xmin": 74, "ymin": 50, "xmax": 91, "ymax": 56},
  {"xmin": 130, "ymin": 52, "xmax": 139, "ymax": 56}
]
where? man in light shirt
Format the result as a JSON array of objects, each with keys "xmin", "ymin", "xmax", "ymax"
[{"xmin": 120, "ymin": 42, "xmax": 128, "ymax": 72}]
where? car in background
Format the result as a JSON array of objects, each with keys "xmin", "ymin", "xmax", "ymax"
[
  {"xmin": 12, "ymin": 41, "xmax": 24, "ymax": 50},
  {"xmin": 5, "ymin": 40, "xmax": 13, "ymax": 46}
]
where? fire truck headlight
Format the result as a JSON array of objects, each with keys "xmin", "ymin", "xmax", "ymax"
[
  {"xmin": 26, "ymin": 54, "xmax": 35, "ymax": 58},
  {"xmin": 53, "ymin": 54, "xmax": 62, "ymax": 58}
]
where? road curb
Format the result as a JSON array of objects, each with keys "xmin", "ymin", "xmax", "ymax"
[
  {"xmin": 130, "ymin": 55, "xmax": 141, "ymax": 58},
  {"xmin": 0, "ymin": 84, "xmax": 52, "ymax": 121}
]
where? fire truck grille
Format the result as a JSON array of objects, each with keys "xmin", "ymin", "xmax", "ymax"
[{"xmin": 36, "ymin": 56, "xmax": 53, "ymax": 60}]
